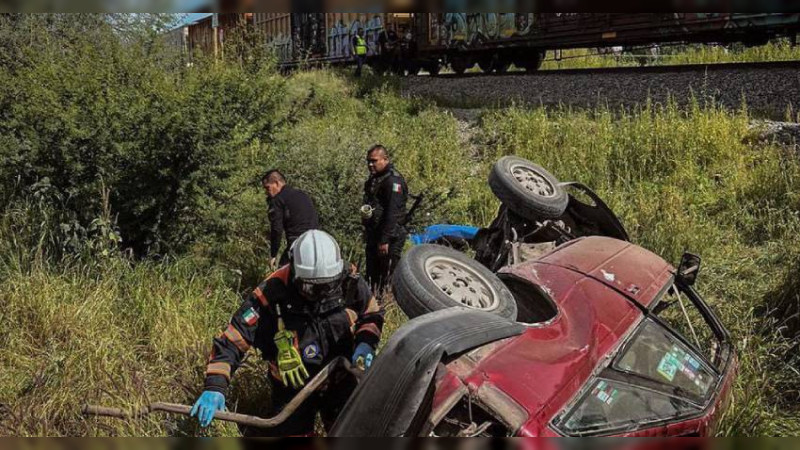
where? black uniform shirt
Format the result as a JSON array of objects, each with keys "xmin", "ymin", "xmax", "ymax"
[
  {"xmin": 363, "ymin": 164, "xmax": 408, "ymax": 244},
  {"xmin": 204, "ymin": 265, "xmax": 384, "ymax": 394},
  {"xmin": 268, "ymin": 186, "xmax": 319, "ymax": 258}
]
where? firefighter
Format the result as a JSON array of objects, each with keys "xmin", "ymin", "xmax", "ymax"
[
  {"xmin": 262, "ymin": 169, "xmax": 319, "ymax": 269},
  {"xmin": 352, "ymin": 28, "xmax": 368, "ymax": 77},
  {"xmin": 362, "ymin": 144, "xmax": 408, "ymax": 294},
  {"xmin": 191, "ymin": 230, "xmax": 384, "ymax": 435}
]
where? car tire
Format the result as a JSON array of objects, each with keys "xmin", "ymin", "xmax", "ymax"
[
  {"xmin": 489, "ymin": 156, "xmax": 569, "ymax": 221},
  {"xmin": 392, "ymin": 244, "xmax": 518, "ymax": 321}
]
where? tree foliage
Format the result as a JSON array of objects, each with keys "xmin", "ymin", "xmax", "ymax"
[{"xmin": 0, "ymin": 14, "xmax": 283, "ymax": 257}]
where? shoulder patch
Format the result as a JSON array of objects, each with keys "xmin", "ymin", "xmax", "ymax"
[
  {"xmin": 303, "ymin": 343, "xmax": 320, "ymax": 361},
  {"xmin": 392, "ymin": 182, "xmax": 402, "ymax": 193},
  {"xmin": 242, "ymin": 307, "xmax": 260, "ymax": 326}
]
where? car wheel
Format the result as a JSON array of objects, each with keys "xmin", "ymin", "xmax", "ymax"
[
  {"xmin": 392, "ymin": 244, "xmax": 518, "ymax": 320},
  {"xmin": 489, "ymin": 156, "xmax": 569, "ymax": 221}
]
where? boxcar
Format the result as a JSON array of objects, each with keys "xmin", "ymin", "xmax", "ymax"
[{"xmin": 213, "ymin": 13, "xmax": 800, "ymax": 74}]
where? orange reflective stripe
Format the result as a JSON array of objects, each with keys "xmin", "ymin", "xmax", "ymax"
[
  {"xmin": 364, "ymin": 297, "xmax": 381, "ymax": 314},
  {"xmin": 267, "ymin": 265, "xmax": 291, "ymax": 284},
  {"xmin": 253, "ymin": 287, "xmax": 268, "ymax": 307},
  {"xmin": 206, "ymin": 362, "xmax": 231, "ymax": 379},
  {"xmin": 345, "ymin": 308, "xmax": 358, "ymax": 326},
  {"xmin": 357, "ymin": 323, "xmax": 380, "ymax": 337},
  {"xmin": 268, "ymin": 361, "xmax": 282, "ymax": 381},
  {"xmin": 224, "ymin": 324, "xmax": 250, "ymax": 353}
]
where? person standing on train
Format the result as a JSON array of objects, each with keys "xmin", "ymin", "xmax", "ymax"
[{"xmin": 352, "ymin": 28, "xmax": 368, "ymax": 77}]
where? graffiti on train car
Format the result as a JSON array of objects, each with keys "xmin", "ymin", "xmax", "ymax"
[
  {"xmin": 268, "ymin": 34, "xmax": 292, "ymax": 62},
  {"xmin": 429, "ymin": 14, "xmax": 538, "ymax": 46},
  {"xmin": 328, "ymin": 14, "xmax": 386, "ymax": 58}
]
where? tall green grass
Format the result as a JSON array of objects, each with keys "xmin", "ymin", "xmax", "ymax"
[
  {"xmin": 541, "ymin": 40, "xmax": 800, "ymax": 70},
  {"xmin": 0, "ymin": 15, "xmax": 798, "ymax": 435},
  {"xmin": 480, "ymin": 101, "xmax": 800, "ymax": 435},
  {"xmin": 2, "ymin": 76, "xmax": 799, "ymax": 434}
]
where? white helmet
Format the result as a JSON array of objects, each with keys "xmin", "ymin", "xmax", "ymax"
[{"xmin": 291, "ymin": 230, "xmax": 344, "ymax": 284}]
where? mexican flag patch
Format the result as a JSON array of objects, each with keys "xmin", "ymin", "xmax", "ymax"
[
  {"xmin": 242, "ymin": 307, "xmax": 259, "ymax": 326},
  {"xmin": 392, "ymin": 183, "xmax": 402, "ymax": 193}
]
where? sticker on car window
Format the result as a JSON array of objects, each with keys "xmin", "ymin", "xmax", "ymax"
[
  {"xmin": 592, "ymin": 380, "xmax": 619, "ymax": 406},
  {"xmin": 657, "ymin": 353, "xmax": 679, "ymax": 382}
]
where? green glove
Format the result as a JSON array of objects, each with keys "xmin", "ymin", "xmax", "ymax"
[{"xmin": 274, "ymin": 329, "xmax": 309, "ymax": 389}]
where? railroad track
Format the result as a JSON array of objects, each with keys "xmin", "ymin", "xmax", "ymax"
[
  {"xmin": 427, "ymin": 59, "xmax": 800, "ymax": 78},
  {"xmin": 402, "ymin": 60, "xmax": 800, "ymax": 119}
]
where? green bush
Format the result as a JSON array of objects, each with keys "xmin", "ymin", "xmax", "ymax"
[{"xmin": 0, "ymin": 15, "xmax": 285, "ymax": 258}]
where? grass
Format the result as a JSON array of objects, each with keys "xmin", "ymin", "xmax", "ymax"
[
  {"xmin": 539, "ymin": 40, "xmax": 800, "ymax": 70},
  {"xmin": 1, "ymin": 68, "xmax": 799, "ymax": 436}
]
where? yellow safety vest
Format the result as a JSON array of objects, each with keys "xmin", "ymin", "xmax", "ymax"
[{"xmin": 355, "ymin": 36, "xmax": 367, "ymax": 56}]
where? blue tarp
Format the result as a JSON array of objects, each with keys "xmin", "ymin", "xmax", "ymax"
[{"xmin": 409, "ymin": 224, "xmax": 480, "ymax": 246}]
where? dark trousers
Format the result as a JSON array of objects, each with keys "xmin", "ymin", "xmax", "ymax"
[
  {"xmin": 365, "ymin": 234, "xmax": 406, "ymax": 295},
  {"xmin": 277, "ymin": 237, "xmax": 298, "ymax": 267},
  {"xmin": 354, "ymin": 55, "xmax": 366, "ymax": 77}
]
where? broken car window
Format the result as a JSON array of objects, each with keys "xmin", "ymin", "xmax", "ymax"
[
  {"xmin": 653, "ymin": 284, "xmax": 722, "ymax": 368},
  {"xmin": 615, "ymin": 319, "xmax": 719, "ymax": 401},
  {"xmin": 559, "ymin": 378, "xmax": 700, "ymax": 436}
]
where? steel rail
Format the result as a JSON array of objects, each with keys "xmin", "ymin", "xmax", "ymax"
[{"xmin": 429, "ymin": 59, "xmax": 800, "ymax": 79}]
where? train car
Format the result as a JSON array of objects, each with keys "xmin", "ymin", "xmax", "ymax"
[
  {"xmin": 415, "ymin": 13, "xmax": 800, "ymax": 74},
  {"xmin": 183, "ymin": 13, "xmax": 252, "ymax": 58},
  {"xmin": 211, "ymin": 13, "xmax": 800, "ymax": 75},
  {"xmin": 254, "ymin": 13, "xmax": 414, "ymax": 67}
]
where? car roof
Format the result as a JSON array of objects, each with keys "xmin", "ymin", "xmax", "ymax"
[{"xmin": 441, "ymin": 237, "xmax": 675, "ymax": 435}]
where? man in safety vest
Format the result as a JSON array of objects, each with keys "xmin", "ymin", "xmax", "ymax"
[{"xmin": 352, "ymin": 28, "xmax": 368, "ymax": 77}]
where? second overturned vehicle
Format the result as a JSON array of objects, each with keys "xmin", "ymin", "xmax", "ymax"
[{"xmin": 332, "ymin": 156, "xmax": 738, "ymax": 437}]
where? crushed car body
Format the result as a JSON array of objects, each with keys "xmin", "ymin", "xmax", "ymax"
[{"xmin": 333, "ymin": 156, "xmax": 737, "ymax": 437}]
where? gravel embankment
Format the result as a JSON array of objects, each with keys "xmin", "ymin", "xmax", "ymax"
[{"xmin": 402, "ymin": 63, "xmax": 800, "ymax": 119}]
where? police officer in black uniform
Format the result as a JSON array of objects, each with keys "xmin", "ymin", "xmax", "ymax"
[
  {"xmin": 362, "ymin": 144, "xmax": 408, "ymax": 294},
  {"xmin": 262, "ymin": 170, "xmax": 320, "ymax": 268}
]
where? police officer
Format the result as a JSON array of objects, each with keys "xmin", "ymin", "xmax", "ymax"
[
  {"xmin": 362, "ymin": 144, "xmax": 408, "ymax": 294},
  {"xmin": 378, "ymin": 24, "xmax": 399, "ymax": 73},
  {"xmin": 262, "ymin": 169, "xmax": 319, "ymax": 268},
  {"xmin": 352, "ymin": 28, "xmax": 368, "ymax": 77},
  {"xmin": 191, "ymin": 230, "xmax": 384, "ymax": 435}
]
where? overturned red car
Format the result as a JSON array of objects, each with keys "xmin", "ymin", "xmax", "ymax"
[{"xmin": 331, "ymin": 157, "xmax": 737, "ymax": 437}]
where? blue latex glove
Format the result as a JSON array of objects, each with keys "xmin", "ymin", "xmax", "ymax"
[
  {"xmin": 190, "ymin": 391, "xmax": 226, "ymax": 428},
  {"xmin": 352, "ymin": 342, "xmax": 375, "ymax": 370}
]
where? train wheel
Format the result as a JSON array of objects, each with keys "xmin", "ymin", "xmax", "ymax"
[
  {"xmin": 478, "ymin": 58, "xmax": 494, "ymax": 74},
  {"xmin": 450, "ymin": 57, "xmax": 469, "ymax": 75},
  {"xmin": 406, "ymin": 62, "xmax": 421, "ymax": 76},
  {"xmin": 495, "ymin": 60, "xmax": 510, "ymax": 74},
  {"xmin": 426, "ymin": 63, "xmax": 441, "ymax": 77}
]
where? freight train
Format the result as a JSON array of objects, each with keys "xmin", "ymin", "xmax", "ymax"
[{"xmin": 179, "ymin": 14, "xmax": 800, "ymax": 74}]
